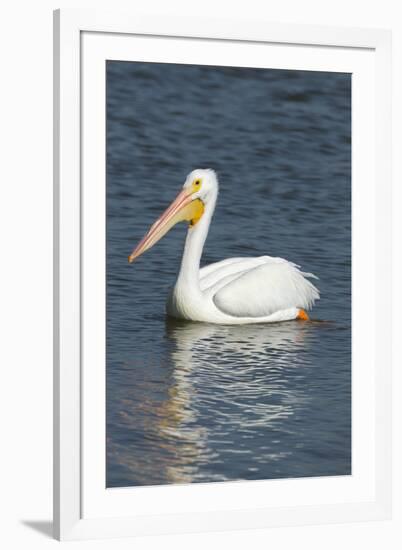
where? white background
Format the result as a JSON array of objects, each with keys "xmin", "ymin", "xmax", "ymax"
[{"xmin": 0, "ymin": 1, "xmax": 400, "ymax": 549}]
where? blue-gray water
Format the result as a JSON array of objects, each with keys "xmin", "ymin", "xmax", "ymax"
[{"xmin": 106, "ymin": 61, "xmax": 351, "ymax": 487}]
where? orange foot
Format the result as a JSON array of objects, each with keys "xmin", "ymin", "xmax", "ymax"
[{"xmin": 297, "ymin": 309, "xmax": 310, "ymax": 321}]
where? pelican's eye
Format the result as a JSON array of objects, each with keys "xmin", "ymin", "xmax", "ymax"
[{"xmin": 192, "ymin": 179, "xmax": 202, "ymax": 192}]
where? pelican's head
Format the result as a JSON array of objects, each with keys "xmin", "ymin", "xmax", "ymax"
[
  {"xmin": 182, "ymin": 168, "xmax": 219, "ymax": 202},
  {"xmin": 128, "ymin": 169, "xmax": 218, "ymax": 263}
]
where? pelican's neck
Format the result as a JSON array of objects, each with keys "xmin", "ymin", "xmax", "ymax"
[{"xmin": 177, "ymin": 193, "xmax": 217, "ymax": 290}]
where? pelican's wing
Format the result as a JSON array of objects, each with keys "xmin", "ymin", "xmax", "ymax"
[
  {"xmin": 200, "ymin": 256, "xmax": 270, "ymax": 291},
  {"xmin": 209, "ymin": 257, "xmax": 319, "ymax": 318}
]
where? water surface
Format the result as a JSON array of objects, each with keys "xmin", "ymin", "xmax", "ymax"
[{"xmin": 106, "ymin": 62, "xmax": 351, "ymax": 487}]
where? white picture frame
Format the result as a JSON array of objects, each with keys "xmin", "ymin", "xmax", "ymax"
[{"xmin": 53, "ymin": 8, "xmax": 392, "ymax": 541}]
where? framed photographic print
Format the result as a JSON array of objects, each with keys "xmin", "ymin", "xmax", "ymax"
[{"xmin": 53, "ymin": 9, "xmax": 392, "ymax": 541}]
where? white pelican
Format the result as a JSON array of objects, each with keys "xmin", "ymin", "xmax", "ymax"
[{"xmin": 128, "ymin": 169, "xmax": 319, "ymax": 324}]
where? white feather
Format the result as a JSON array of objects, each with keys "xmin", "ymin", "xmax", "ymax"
[{"xmin": 210, "ymin": 257, "xmax": 319, "ymax": 318}]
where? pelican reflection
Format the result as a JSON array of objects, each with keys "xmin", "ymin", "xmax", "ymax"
[{"xmin": 108, "ymin": 319, "xmax": 315, "ymax": 486}]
